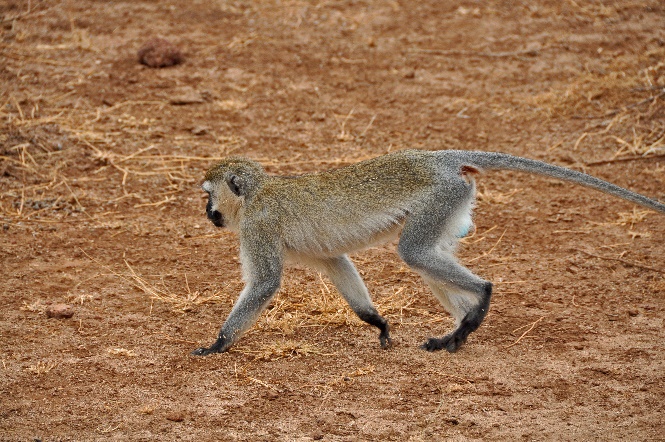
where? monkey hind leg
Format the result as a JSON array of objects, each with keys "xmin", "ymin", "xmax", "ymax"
[
  {"xmin": 397, "ymin": 181, "xmax": 490, "ymax": 352},
  {"xmin": 308, "ymin": 255, "xmax": 391, "ymax": 349},
  {"xmin": 420, "ymin": 274, "xmax": 492, "ymax": 352}
]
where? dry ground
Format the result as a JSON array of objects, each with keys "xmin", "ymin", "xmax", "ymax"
[{"xmin": 1, "ymin": 0, "xmax": 665, "ymax": 440}]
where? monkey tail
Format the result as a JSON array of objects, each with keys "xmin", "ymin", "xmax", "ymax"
[{"xmin": 446, "ymin": 150, "xmax": 665, "ymax": 213}]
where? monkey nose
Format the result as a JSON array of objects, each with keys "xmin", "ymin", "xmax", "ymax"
[{"xmin": 207, "ymin": 210, "xmax": 225, "ymax": 227}]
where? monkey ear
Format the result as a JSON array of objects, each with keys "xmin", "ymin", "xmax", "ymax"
[{"xmin": 226, "ymin": 174, "xmax": 245, "ymax": 197}]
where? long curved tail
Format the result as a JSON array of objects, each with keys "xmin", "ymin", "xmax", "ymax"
[{"xmin": 443, "ymin": 150, "xmax": 665, "ymax": 213}]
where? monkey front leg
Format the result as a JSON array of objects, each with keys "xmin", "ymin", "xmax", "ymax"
[{"xmin": 191, "ymin": 279, "xmax": 281, "ymax": 356}]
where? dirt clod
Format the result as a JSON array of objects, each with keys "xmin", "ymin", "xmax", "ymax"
[
  {"xmin": 45, "ymin": 304, "xmax": 74, "ymax": 319},
  {"xmin": 165, "ymin": 412, "xmax": 185, "ymax": 422},
  {"xmin": 137, "ymin": 37, "xmax": 183, "ymax": 68},
  {"xmin": 168, "ymin": 88, "xmax": 204, "ymax": 105}
]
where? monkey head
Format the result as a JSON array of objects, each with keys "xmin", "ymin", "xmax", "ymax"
[{"xmin": 201, "ymin": 157, "xmax": 267, "ymax": 231}]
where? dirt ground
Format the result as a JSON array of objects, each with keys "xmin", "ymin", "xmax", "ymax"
[{"xmin": 1, "ymin": 0, "xmax": 665, "ymax": 440}]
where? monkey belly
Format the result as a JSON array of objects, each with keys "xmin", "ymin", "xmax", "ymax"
[{"xmin": 285, "ymin": 220, "xmax": 405, "ymax": 260}]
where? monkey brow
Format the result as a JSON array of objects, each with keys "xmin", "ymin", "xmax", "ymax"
[{"xmin": 204, "ymin": 166, "xmax": 227, "ymax": 181}]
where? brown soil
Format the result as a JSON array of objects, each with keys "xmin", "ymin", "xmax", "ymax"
[{"xmin": 2, "ymin": 1, "xmax": 664, "ymax": 440}]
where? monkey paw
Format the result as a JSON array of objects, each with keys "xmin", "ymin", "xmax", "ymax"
[
  {"xmin": 378, "ymin": 322, "xmax": 392, "ymax": 349},
  {"xmin": 191, "ymin": 347, "xmax": 216, "ymax": 356},
  {"xmin": 420, "ymin": 333, "xmax": 465, "ymax": 353},
  {"xmin": 379, "ymin": 335, "xmax": 393, "ymax": 349},
  {"xmin": 191, "ymin": 340, "xmax": 228, "ymax": 356}
]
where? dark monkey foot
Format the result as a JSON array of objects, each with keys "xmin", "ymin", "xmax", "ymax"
[
  {"xmin": 191, "ymin": 338, "xmax": 228, "ymax": 356},
  {"xmin": 421, "ymin": 333, "xmax": 465, "ymax": 353}
]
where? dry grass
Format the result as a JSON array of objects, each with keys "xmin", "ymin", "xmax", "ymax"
[
  {"xmin": 612, "ymin": 207, "xmax": 652, "ymax": 229},
  {"xmin": 107, "ymin": 347, "xmax": 137, "ymax": 358},
  {"xmin": 20, "ymin": 300, "xmax": 47, "ymax": 314},
  {"xmin": 66, "ymin": 293, "xmax": 95, "ymax": 305},
  {"xmin": 79, "ymin": 139, "xmax": 241, "ymax": 198},
  {"xmin": 252, "ymin": 256, "xmax": 443, "ymax": 338},
  {"xmin": 255, "ymin": 276, "xmax": 361, "ymax": 335},
  {"xmin": 123, "ymin": 260, "xmax": 228, "ymax": 312},
  {"xmin": 529, "ymin": 46, "xmax": 664, "ymax": 116},
  {"xmin": 476, "ymin": 186, "xmax": 521, "ymax": 205},
  {"xmin": 309, "ymin": 364, "xmax": 377, "ymax": 393},
  {"xmin": 235, "ymin": 340, "xmax": 328, "ymax": 362},
  {"xmin": 79, "ymin": 249, "xmax": 229, "ymax": 312},
  {"xmin": 215, "ymin": 99, "xmax": 248, "ymax": 112},
  {"xmin": 588, "ymin": 206, "xmax": 655, "ymax": 239},
  {"xmin": 610, "ymin": 124, "xmax": 665, "ymax": 157},
  {"xmin": 139, "ymin": 406, "xmax": 156, "ymax": 415},
  {"xmin": 528, "ymin": 45, "xmax": 665, "ymax": 160},
  {"xmin": 1, "ymin": 68, "xmax": 245, "ymax": 227},
  {"xmin": 25, "ymin": 360, "xmax": 57, "ymax": 375}
]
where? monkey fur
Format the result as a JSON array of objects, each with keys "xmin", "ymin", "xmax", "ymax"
[{"xmin": 192, "ymin": 149, "xmax": 665, "ymax": 356}]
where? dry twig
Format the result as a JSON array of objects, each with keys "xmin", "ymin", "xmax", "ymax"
[
  {"xmin": 409, "ymin": 47, "xmax": 543, "ymax": 59},
  {"xmin": 504, "ymin": 315, "xmax": 547, "ymax": 349},
  {"xmin": 576, "ymin": 249, "xmax": 664, "ymax": 274},
  {"xmin": 585, "ymin": 153, "xmax": 665, "ymax": 166},
  {"xmin": 604, "ymin": 88, "xmax": 665, "ymax": 117}
]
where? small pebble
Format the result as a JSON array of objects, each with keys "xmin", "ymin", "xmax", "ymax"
[
  {"xmin": 165, "ymin": 412, "xmax": 185, "ymax": 422},
  {"xmin": 46, "ymin": 304, "xmax": 74, "ymax": 319},
  {"xmin": 191, "ymin": 126, "xmax": 209, "ymax": 135}
]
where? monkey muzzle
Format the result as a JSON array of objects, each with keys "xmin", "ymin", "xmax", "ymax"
[
  {"xmin": 206, "ymin": 200, "xmax": 225, "ymax": 228},
  {"xmin": 207, "ymin": 209, "xmax": 225, "ymax": 227}
]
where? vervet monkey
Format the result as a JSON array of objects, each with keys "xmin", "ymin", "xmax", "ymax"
[{"xmin": 192, "ymin": 149, "xmax": 665, "ymax": 356}]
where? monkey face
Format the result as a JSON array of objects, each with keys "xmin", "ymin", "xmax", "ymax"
[
  {"xmin": 202, "ymin": 180, "xmax": 225, "ymax": 228},
  {"xmin": 202, "ymin": 157, "xmax": 265, "ymax": 233},
  {"xmin": 201, "ymin": 179, "xmax": 243, "ymax": 231}
]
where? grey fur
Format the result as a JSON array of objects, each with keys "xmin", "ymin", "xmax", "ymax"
[
  {"xmin": 192, "ymin": 149, "xmax": 664, "ymax": 356},
  {"xmin": 445, "ymin": 150, "xmax": 665, "ymax": 212}
]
